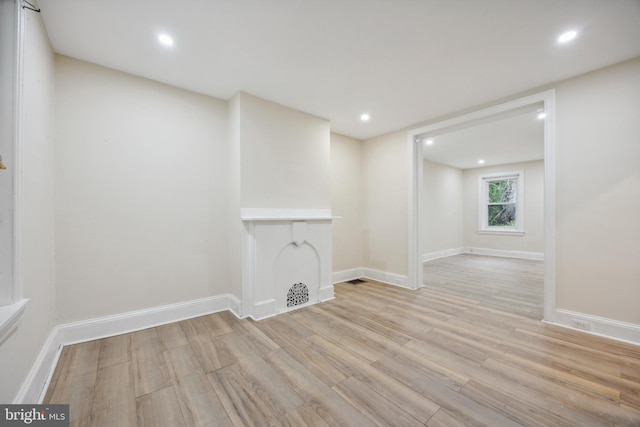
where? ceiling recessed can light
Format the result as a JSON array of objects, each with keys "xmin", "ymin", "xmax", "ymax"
[
  {"xmin": 557, "ymin": 30, "xmax": 577, "ymax": 44},
  {"xmin": 425, "ymin": 139, "xmax": 434, "ymax": 146},
  {"xmin": 478, "ymin": 159, "xmax": 485, "ymax": 164},
  {"xmin": 158, "ymin": 34, "xmax": 174, "ymax": 47},
  {"xmin": 360, "ymin": 113, "xmax": 370, "ymax": 122}
]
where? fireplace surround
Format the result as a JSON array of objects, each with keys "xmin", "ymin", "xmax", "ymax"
[{"xmin": 240, "ymin": 208, "xmax": 334, "ymax": 320}]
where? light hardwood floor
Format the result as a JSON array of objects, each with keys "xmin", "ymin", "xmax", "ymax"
[{"xmin": 45, "ymin": 254, "xmax": 640, "ymax": 426}]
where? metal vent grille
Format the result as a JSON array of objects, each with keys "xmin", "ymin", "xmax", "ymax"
[{"xmin": 287, "ymin": 282, "xmax": 309, "ymax": 307}]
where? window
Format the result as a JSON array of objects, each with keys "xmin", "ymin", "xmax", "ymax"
[{"xmin": 478, "ymin": 171, "xmax": 524, "ymax": 234}]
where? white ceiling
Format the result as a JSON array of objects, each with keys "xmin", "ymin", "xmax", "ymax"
[
  {"xmin": 37, "ymin": 0, "xmax": 640, "ymax": 140},
  {"xmin": 422, "ymin": 108, "xmax": 544, "ymax": 170}
]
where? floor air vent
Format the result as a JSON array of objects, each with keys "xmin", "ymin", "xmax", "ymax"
[
  {"xmin": 347, "ymin": 278, "xmax": 366, "ymax": 285},
  {"xmin": 287, "ymin": 282, "xmax": 309, "ymax": 307}
]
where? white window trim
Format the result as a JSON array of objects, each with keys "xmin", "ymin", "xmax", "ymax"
[
  {"xmin": 478, "ymin": 170, "xmax": 524, "ymax": 235},
  {"xmin": 0, "ymin": 0, "xmax": 27, "ymax": 342},
  {"xmin": 0, "ymin": 298, "xmax": 27, "ymax": 345}
]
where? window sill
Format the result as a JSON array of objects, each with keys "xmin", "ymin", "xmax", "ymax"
[
  {"xmin": 0, "ymin": 298, "xmax": 29, "ymax": 345},
  {"xmin": 478, "ymin": 229, "xmax": 525, "ymax": 236}
]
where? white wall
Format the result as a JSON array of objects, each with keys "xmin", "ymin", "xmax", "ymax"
[
  {"xmin": 0, "ymin": 0, "xmax": 17, "ymax": 305},
  {"xmin": 238, "ymin": 92, "xmax": 330, "ymax": 209},
  {"xmin": 422, "ymin": 160, "xmax": 464, "ymax": 255},
  {"xmin": 54, "ymin": 56, "xmax": 229, "ymax": 323},
  {"xmin": 462, "ymin": 160, "xmax": 544, "ymax": 253},
  {"xmin": 330, "ymin": 133, "xmax": 363, "ymax": 272},
  {"xmin": 226, "ymin": 94, "xmax": 242, "ymax": 299},
  {"xmin": 555, "ymin": 57, "xmax": 640, "ymax": 324},
  {"xmin": 0, "ymin": 10, "xmax": 57, "ymax": 403},
  {"xmin": 362, "ymin": 130, "xmax": 407, "ymax": 274}
]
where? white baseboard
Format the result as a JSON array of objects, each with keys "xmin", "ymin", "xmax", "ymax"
[
  {"xmin": 422, "ymin": 247, "xmax": 544, "ymax": 262},
  {"xmin": 227, "ymin": 294, "xmax": 243, "ymax": 319},
  {"xmin": 464, "ymin": 247, "xmax": 544, "ymax": 261},
  {"xmin": 318, "ymin": 285, "xmax": 335, "ymax": 302},
  {"xmin": 57, "ymin": 294, "xmax": 238, "ymax": 346},
  {"xmin": 362, "ymin": 268, "xmax": 413, "ymax": 290},
  {"xmin": 13, "ymin": 327, "xmax": 63, "ymax": 404},
  {"xmin": 548, "ymin": 309, "xmax": 640, "ymax": 346},
  {"xmin": 332, "ymin": 268, "xmax": 364, "ymax": 284},
  {"xmin": 332, "ymin": 267, "xmax": 413, "ymax": 290},
  {"xmin": 423, "ymin": 247, "xmax": 465, "ymax": 262},
  {"xmin": 14, "ymin": 293, "xmax": 242, "ymax": 404},
  {"xmin": 248, "ymin": 299, "xmax": 277, "ymax": 321}
]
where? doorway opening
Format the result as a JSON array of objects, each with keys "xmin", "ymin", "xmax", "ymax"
[{"xmin": 407, "ymin": 90, "xmax": 556, "ymax": 322}]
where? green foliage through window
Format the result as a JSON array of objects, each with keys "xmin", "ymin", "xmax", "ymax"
[{"xmin": 487, "ymin": 178, "xmax": 517, "ymax": 227}]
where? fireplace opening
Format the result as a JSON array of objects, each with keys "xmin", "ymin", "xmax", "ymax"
[{"xmin": 287, "ymin": 282, "xmax": 309, "ymax": 307}]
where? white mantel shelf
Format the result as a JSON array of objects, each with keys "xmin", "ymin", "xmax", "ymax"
[{"xmin": 240, "ymin": 208, "xmax": 336, "ymax": 221}]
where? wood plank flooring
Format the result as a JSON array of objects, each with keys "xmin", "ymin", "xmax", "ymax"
[{"xmin": 45, "ymin": 254, "xmax": 640, "ymax": 426}]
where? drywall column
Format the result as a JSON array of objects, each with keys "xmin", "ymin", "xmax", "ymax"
[
  {"xmin": 227, "ymin": 92, "xmax": 332, "ymax": 317},
  {"xmin": 237, "ymin": 92, "xmax": 330, "ymax": 209},
  {"xmin": 330, "ymin": 133, "xmax": 364, "ymax": 273}
]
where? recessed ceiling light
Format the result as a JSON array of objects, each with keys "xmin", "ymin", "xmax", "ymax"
[
  {"xmin": 537, "ymin": 112, "xmax": 546, "ymax": 120},
  {"xmin": 478, "ymin": 159, "xmax": 485, "ymax": 164},
  {"xmin": 425, "ymin": 139, "xmax": 434, "ymax": 146},
  {"xmin": 360, "ymin": 113, "xmax": 370, "ymax": 122},
  {"xmin": 557, "ymin": 30, "xmax": 577, "ymax": 44},
  {"xmin": 158, "ymin": 34, "xmax": 174, "ymax": 47}
]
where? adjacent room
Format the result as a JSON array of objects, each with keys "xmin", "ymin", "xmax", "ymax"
[
  {"xmin": 421, "ymin": 108, "xmax": 545, "ymax": 319},
  {"xmin": 1, "ymin": 0, "xmax": 639, "ymax": 425}
]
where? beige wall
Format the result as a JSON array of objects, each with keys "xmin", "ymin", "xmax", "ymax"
[
  {"xmin": 331, "ymin": 133, "xmax": 363, "ymax": 272},
  {"xmin": 362, "ymin": 130, "xmax": 407, "ymax": 274},
  {"xmin": 555, "ymin": 58, "xmax": 640, "ymax": 324},
  {"xmin": 238, "ymin": 92, "xmax": 330, "ymax": 209},
  {"xmin": 0, "ymin": 11, "xmax": 57, "ymax": 403},
  {"xmin": 54, "ymin": 57, "xmax": 230, "ymax": 323},
  {"xmin": 463, "ymin": 160, "xmax": 544, "ymax": 253},
  {"xmin": 362, "ymin": 57, "xmax": 640, "ymax": 327},
  {"xmin": 422, "ymin": 160, "xmax": 464, "ymax": 254},
  {"xmin": 422, "ymin": 159, "xmax": 543, "ymax": 256}
]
